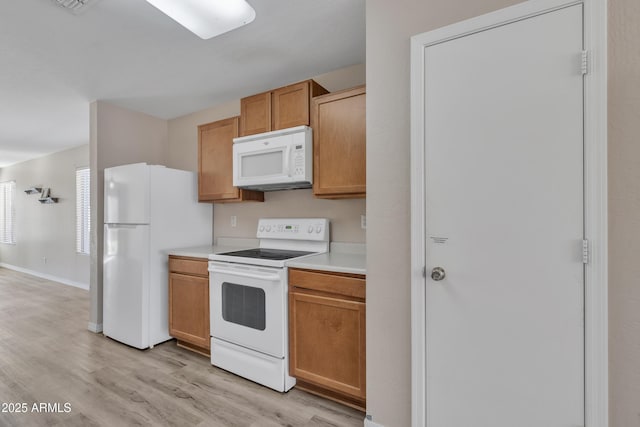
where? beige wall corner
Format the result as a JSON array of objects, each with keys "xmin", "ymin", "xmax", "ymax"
[
  {"xmin": 89, "ymin": 100, "xmax": 169, "ymax": 331},
  {"xmin": 167, "ymin": 99, "xmax": 241, "ymax": 172},
  {"xmin": 365, "ymin": 0, "xmax": 518, "ymax": 425},
  {"xmin": 608, "ymin": 0, "xmax": 640, "ymax": 425}
]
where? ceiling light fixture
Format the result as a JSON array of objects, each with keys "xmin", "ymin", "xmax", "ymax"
[{"xmin": 145, "ymin": 0, "xmax": 256, "ymax": 39}]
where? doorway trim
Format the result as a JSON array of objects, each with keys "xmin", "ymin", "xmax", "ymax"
[{"xmin": 409, "ymin": 0, "xmax": 608, "ymax": 426}]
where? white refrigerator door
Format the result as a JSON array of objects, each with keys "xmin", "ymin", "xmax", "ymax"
[
  {"xmin": 103, "ymin": 223, "xmax": 150, "ymax": 349},
  {"xmin": 104, "ymin": 163, "xmax": 150, "ymax": 224}
]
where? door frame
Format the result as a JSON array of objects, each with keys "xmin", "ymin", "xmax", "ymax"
[{"xmin": 409, "ymin": 0, "xmax": 608, "ymax": 426}]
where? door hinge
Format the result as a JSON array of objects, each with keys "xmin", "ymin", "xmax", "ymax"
[
  {"xmin": 422, "ymin": 266, "xmax": 426, "ymax": 278},
  {"xmin": 581, "ymin": 50, "xmax": 589, "ymax": 75},
  {"xmin": 582, "ymin": 239, "xmax": 589, "ymax": 264}
]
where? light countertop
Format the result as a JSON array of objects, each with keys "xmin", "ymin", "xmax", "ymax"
[
  {"xmin": 166, "ymin": 238, "xmax": 259, "ymax": 259},
  {"xmin": 168, "ymin": 240, "xmax": 366, "ymax": 275},
  {"xmin": 286, "ymin": 242, "xmax": 366, "ymax": 275}
]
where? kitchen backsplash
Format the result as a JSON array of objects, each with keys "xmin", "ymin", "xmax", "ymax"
[{"xmin": 213, "ymin": 188, "xmax": 366, "ymax": 243}]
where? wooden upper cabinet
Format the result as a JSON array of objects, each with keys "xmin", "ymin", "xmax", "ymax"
[
  {"xmin": 198, "ymin": 117, "xmax": 264, "ymax": 203},
  {"xmin": 240, "ymin": 92, "xmax": 271, "ymax": 137},
  {"xmin": 239, "ymin": 80, "xmax": 328, "ymax": 137},
  {"xmin": 312, "ymin": 85, "xmax": 366, "ymax": 199}
]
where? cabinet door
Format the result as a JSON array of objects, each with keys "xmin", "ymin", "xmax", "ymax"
[
  {"xmin": 198, "ymin": 117, "xmax": 264, "ymax": 202},
  {"xmin": 272, "ymin": 81, "xmax": 325, "ymax": 130},
  {"xmin": 289, "ymin": 291, "xmax": 366, "ymax": 401},
  {"xmin": 169, "ymin": 272, "xmax": 210, "ymax": 350},
  {"xmin": 240, "ymin": 92, "xmax": 271, "ymax": 136},
  {"xmin": 312, "ymin": 86, "xmax": 366, "ymax": 198}
]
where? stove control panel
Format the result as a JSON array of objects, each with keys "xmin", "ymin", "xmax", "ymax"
[{"xmin": 256, "ymin": 218, "xmax": 329, "ymax": 241}]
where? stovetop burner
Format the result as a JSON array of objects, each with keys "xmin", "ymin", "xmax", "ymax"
[{"xmin": 217, "ymin": 248, "xmax": 315, "ymax": 261}]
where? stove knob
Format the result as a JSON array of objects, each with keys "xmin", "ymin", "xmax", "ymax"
[
  {"xmin": 266, "ymin": 225, "xmax": 272, "ymax": 232},
  {"xmin": 315, "ymin": 225, "xmax": 322, "ymax": 233},
  {"xmin": 259, "ymin": 226, "xmax": 265, "ymax": 232},
  {"xmin": 308, "ymin": 226, "xmax": 314, "ymax": 233}
]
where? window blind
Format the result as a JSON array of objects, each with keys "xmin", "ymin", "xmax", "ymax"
[
  {"xmin": 0, "ymin": 181, "xmax": 16, "ymax": 244},
  {"xmin": 76, "ymin": 168, "xmax": 90, "ymax": 254}
]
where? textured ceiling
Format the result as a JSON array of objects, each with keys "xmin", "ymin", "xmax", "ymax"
[{"xmin": 0, "ymin": 0, "xmax": 365, "ymax": 167}]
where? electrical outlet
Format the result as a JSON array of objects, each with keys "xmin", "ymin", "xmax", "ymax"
[
  {"xmin": 361, "ymin": 215, "xmax": 366, "ymax": 229},
  {"xmin": 231, "ymin": 215, "xmax": 237, "ymax": 227}
]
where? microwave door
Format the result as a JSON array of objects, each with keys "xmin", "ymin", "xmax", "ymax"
[{"xmin": 234, "ymin": 140, "xmax": 292, "ymax": 186}]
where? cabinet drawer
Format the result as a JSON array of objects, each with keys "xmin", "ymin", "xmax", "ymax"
[
  {"xmin": 289, "ymin": 268, "xmax": 365, "ymax": 300},
  {"xmin": 169, "ymin": 256, "xmax": 208, "ymax": 276}
]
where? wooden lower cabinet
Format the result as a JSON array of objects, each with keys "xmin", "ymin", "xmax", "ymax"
[
  {"xmin": 168, "ymin": 256, "xmax": 210, "ymax": 356},
  {"xmin": 288, "ymin": 268, "xmax": 366, "ymax": 411}
]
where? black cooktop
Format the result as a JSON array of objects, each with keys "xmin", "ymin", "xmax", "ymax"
[{"xmin": 218, "ymin": 248, "xmax": 315, "ymax": 261}]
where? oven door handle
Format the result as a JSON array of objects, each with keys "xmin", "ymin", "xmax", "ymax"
[{"xmin": 209, "ymin": 265, "xmax": 282, "ymax": 282}]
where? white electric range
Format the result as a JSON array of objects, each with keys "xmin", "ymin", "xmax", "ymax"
[{"xmin": 208, "ymin": 218, "xmax": 329, "ymax": 392}]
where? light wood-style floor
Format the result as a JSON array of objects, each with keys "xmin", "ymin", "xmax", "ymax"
[{"xmin": 0, "ymin": 268, "xmax": 364, "ymax": 427}]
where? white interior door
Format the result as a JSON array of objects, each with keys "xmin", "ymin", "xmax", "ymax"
[{"xmin": 423, "ymin": 5, "xmax": 584, "ymax": 426}]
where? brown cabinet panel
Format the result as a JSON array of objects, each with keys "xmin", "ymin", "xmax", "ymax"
[
  {"xmin": 240, "ymin": 92, "xmax": 271, "ymax": 137},
  {"xmin": 198, "ymin": 117, "xmax": 264, "ymax": 203},
  {"xmin": 272, "ymin": 81, "xmax": 310, "ymax": 130},
  {"xmin": 288, "ymin": 268, "xmax": 366, "ymax": 410},
  {"xmin": 168, "ymin": 256, "xmax": 210, "ymax": 354},
  {"xmin": 169, "ymin": 257, "xmax": 209, "ymax": 276},
  {"xmin": 289, "ymin": 268, "xmax": 365, "ymax": 299},
  {"xmin": 312, "ymin": 86, "xmax": 366, "ymax": 198},
  {"xmin": 290, "ymin": 292, "xmax": 366, "ymax": 400},
  {"xmin": 239, "ymin": 80, "xmax": 328, "ymax": 137}
]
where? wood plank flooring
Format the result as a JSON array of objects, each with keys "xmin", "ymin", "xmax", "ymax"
[{"xmin": 0, "ymin": 268, "xmax": 365, "ymax": 427}]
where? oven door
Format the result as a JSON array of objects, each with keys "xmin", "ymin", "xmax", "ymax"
[{"xmin": 209, "ymin": 261, "xmax": 287, "ymax": 358}]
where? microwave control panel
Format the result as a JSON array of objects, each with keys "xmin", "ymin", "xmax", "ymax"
[{"xmin": 292, "ymin": 144, "xmax": 306, "ymax": 179}]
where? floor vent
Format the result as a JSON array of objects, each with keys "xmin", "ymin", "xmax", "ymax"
[{"xmin": 52, "ymin": 0, "xmax": 99, "ymax": 14}]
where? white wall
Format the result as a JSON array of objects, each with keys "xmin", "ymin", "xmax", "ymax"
[
  {"xmin": 166, "ymin": 63, "xmax": 367, "ymax": 244},
  {"xmin": 89, "ymin": 101, "xmax": 170, "ymax": 330},
  {"xmin": 0, "ymin": 145, "xmax": 90, "ymax": 288},
  {"xmin": 365, "ymin": 0, "xmax": 518, "ymax": 425}
]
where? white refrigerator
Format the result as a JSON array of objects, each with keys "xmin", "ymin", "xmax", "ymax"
[{"xmin": 103, "ymin": 163, "xmax": 212, "ymax": 349}]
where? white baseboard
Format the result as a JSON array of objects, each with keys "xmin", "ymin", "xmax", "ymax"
[
  {"xmin": 364, "ymin": 417, "xmax": 385, "ymax": 427},
  {"xmin": 0, "ymin": 263, "xmax": 89, "ymax": 291},
  {"xmin": 87, "ymin": 322, "xmax": 103, "ymax": 333}
]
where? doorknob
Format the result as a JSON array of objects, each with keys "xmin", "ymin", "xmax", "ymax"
[{"xmin": 431, "ymin": 267, "xmax": 446, "ymax": 281}]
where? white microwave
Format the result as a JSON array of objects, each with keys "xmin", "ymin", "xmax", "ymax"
[{"xmin": 232, "ymin": 125, "xmax": 313, "ymax": 191}]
